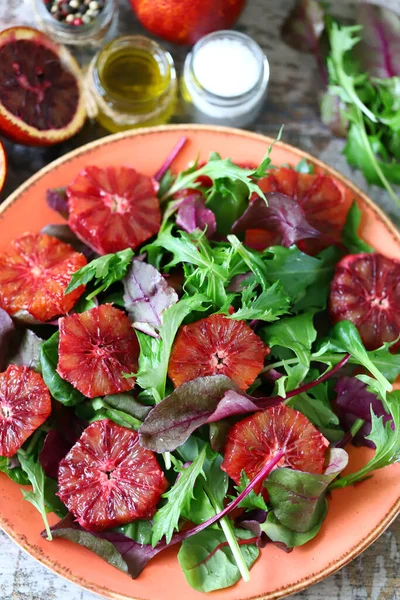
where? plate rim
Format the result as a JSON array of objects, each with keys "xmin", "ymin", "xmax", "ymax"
[{"xmin": 0, "ymin": 123, "xmax": 399, "ymax": 600}]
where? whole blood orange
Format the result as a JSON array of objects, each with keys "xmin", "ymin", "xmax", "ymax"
[
  {"xmin": 0, "ymin": 365, "xmax": 51, "ymax": 458},
  {"xmin": 0, "ymin": 27, "xmax": 86, "ymax": 146},
  {"xmin": 58, "ymin": 419, "xmax": 168, "ymax": 531},
  {"xmin": 129, "ymin": 0, "xmax": 246, "ymax": 45},
  {"xmin": 221, "ymin": 404, "xmax": 329, "ymax": 491},
  {"xmin": 168, "ymin": 313, "xmax": 269, "ymax": 390},
  {"xmin": 0, "ymin": 233, "xmax": 87, "ymax": 322},
  {"xmin": 57, "ymin": 304, "xmax": 140, "ymax": 398},
  {"xmin": 67, "ymin": 166, "xmax": 161, "ymax": 254},
  {"xmin": 330, "ymin": 253, "xmax": 400, "ymax": 350}
]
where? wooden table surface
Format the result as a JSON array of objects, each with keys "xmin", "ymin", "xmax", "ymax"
[{"xmin": 0, "ymin": 0, "xmax": 399, "ymax": 599}]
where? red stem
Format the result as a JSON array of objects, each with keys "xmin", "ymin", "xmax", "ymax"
[
  {"xmin": 154, "ymin": 137, "xmax": 188, "ymax": 182},
  {"xmin": 157, "ymin": 449, "xmax": 285, "ymax": 550}
]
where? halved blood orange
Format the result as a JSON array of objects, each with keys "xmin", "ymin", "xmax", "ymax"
[
  {"xmin": 58, "ymin": 419, "xmax": 168, "ymax": 531},
  {"xmin": 168, "ymin": 313, "xmax": 269, "ymax": 390},
  {"xmin": 221, "ymin": 404, "xmax": 329, "ymax": 491},
  {"xmin": 0, "ymin": 27, "xmax": 86, "ymax": 146},
  {"xmin": 57, "ymin": 304, "xmax": 140, "ymax": 398},
  {"xmin": 330, "ymin": 253, "xmax": 400, "ymax": 350},
  {"xmin": 245, "ymin": 167, "xmax": 347, "ymax": 252},
  {"xmin": 67, "ymin": 166, "xmax": 161, "ymax": 254},
  {"xmin": 0, "ymin": 365, "xmax": 51, "ymax": 457},
  {"xmin": 0, "ymin": 140, "xmax": 7, "ymax": 194},
  {"xmin": 0, "ymin": 233, "xmax": 87, "ymax": 322}
]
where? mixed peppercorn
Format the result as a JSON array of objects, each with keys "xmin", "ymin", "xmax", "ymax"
[{"xmin": 44, "ymin": 0, "xmax": 106, "ymax": 26}]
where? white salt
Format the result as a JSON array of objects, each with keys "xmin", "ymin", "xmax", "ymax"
[{"xmin": 192, "ymin": 38, "xmax": 261, "ymax": 98}]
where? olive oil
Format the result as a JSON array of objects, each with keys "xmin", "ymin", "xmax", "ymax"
[{"xmin": 89, "ymin": 36, "xmax": 177, "ymax": 132}]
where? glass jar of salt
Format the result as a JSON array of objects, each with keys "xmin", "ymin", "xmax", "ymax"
[{"xmin": 181, "ymin": 30, "xmax": 269, "ymax": 128}]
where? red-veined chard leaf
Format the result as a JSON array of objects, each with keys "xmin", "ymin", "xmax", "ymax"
[
  {"xmin": 176, "ymin": 194, "xmax": 217, "ymax": 238},
  {"xmin": 46, "ymin": 187, "xmax": 69, "ymax": 219},
  {"xmin": 356, "ymin": 4, "xmax": 400, "ymax": 78}
]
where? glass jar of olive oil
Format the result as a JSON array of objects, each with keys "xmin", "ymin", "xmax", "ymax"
[{"xmin": 87, "ymin": 36, "xmax": 177, "ymax": 132}]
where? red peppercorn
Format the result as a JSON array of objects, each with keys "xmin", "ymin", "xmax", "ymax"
[{"xmin": 73, "ymin": 17, "xmax": 83, "ymax": 25}]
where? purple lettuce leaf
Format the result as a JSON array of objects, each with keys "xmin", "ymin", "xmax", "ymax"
[
  {"xmin": 334, "ymin": 376, "xmax": 393, "ymax": 448},
  {"xmin": 356, "ymin": 5, "xmax": 400, "ymax": 78},
  {"xmin": 0, "ymin": 308, "xmax": 15, "ymax": 370},
  {"xmin": 176, "ymin": 194, "xmax": 217, "ymax": 238},
  {"xmin": 123, "ymin": 260, "xmax": 178, "ymax": 337},
  {"xmin": 0, "ymin": 310, "xmax": 43, "ymax": 372},
  {"xmin": 140, "ymin": 355, "xmax": 350, "ymax": 453},
  {"xmin": 281, "ymin": 0, "xmax": 328, "ymax": 84},
  {"xmin": 46, "ymin": 187, "xmax": 69, "ymax": 219},
  {"xmin": 231, "ymin": 193, "xmax": 320, "ymax": 247},
  {"xmin": 40, "ymin": 224, "xmax": 96, "ymax": 259}
]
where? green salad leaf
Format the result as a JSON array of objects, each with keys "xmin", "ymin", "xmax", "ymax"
[
  {"xmin": 40, "ymin": 332, "xmax": 86, "ymax": 406},
  {"xmin": 341, "ymin": 201, "xmax": 374, "ymax": 254},
  {"xmin": 261, "ymin": 504, "xmax": 327, "ymax": 548},
  {"xmin": 229, "ymin": 281, "xmax": 291, "ymax": 322},
  {"xmin": 17, "ymin": 451, "xmax": 53, "ymax": 540},
  {"xmin": 65, "ymin": 248, "xmax": 134, "ymax": 299},
  {"xmin": 330, "ymin": 390, "xmax": 400, "ymax": 489}
]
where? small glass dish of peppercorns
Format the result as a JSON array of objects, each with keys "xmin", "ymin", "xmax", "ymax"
[{"xmin": 32, "ymin": 0, "xmax": 118, "ymax": 47}]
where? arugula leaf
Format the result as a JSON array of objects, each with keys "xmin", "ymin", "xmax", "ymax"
[
  {"xmin": 292, "ymin": 246, "xmax": 341, "ymax": 312},
  {"xmin": 366, "ymin": 342, "xmax": 400, "ymax": 382},
  {"xmin": 234, "ymin": 473, "xmax": 268, "ymax": 511},
  {"xmin": 178, "ymin": 529, "xmax": 259, "ymax": 592},
  {"xmin": 341, "ymin": 201, "xmax": 374, "ymax": 253},
  {"xmin": 206, "ymin": 179, "xmax": 249, "ymax": 235},
  {"xmin": 329, "ymin": 321, "xmax": 392, "ymax": 398},
  {"xmin": 166, "ymin": 157, "xmax": 268, "ymax": 203},
  {"xmin": 330, "ymin": 390, "xmax": 400, "ymax": 489},
  {"xmin": 40, "ymin": 332, "xmax": 86, "ymax": 406},
  {"xmin": 250, "ymin": 126, "xmax": 283, "ymax": 179},
  {"xmin": 135, "ymin": 294, "xmax": 209, "ymax": 402},
  {"xmin": 151, "ymin": 446, "xmax": 208, "ymax": 545},
  {"xmin": 263, "ymin": 245, "xmax": 323, "ymax": 302},
  {"xmin": 17, "ymin": 451, "xmax": 53, "ymax": 540},
  {"xmin": 229, "ymin": 281, "xmax": 291, "ymax": 322},
  {"xmin": 290, "ymin": 382, "xmax": 343, "ymax": 442},
  {"xmin": 65, "ymin": 248, "xmax": 134, "ymax": 299},
  {"xmin": 227, "ymin": 235, "xmax": 270, "ymax": 290},
  {"xmin": 266, "ymin": 448, "xmax": 348, "ymax": 532},
  {"xmin": 261, "ymin": 312, "xmax": 317, "ymax": 390},
  {"xmin": 327, "ymin": 23, "xmax": 377, "ymax": 123}
]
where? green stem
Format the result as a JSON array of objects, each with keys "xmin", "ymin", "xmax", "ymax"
[
  {"xmin": 205, "ymin": 488, "xmax": 250, "ymax": 583},
  {"xmin": 163, "ymin": 452, "xmax": 172, "ymax": 470},
  {"xmin": 86, "ymin": 282, "xmax": 107, "ymax": 301},
  {"xmin": 350, "ymin": 418, "xmax": 365, "ymax": 439}
]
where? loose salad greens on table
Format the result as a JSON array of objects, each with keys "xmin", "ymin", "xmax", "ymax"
[{"xmin": 0, "ymin": 134, "xmax": 399, "ymax": 593}]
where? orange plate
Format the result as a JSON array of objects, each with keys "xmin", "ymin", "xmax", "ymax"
[{"xmin": 0, "ymin": 125, "xmax": 399, "ymax": 600}]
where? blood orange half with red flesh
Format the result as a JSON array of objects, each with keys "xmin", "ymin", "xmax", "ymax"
[
  {"xmin": 0, "ymin": 233, "xmax": 87, "ymax": 322},
  {"xmin": 168, "ymin": 313, "xmax": 269, "ymax": 391},
  {"xmin": 67, "ymin": 166, "xmax": 161, "ymax": 255},
  {"xmin": 245, "ymin": 167, "xmax": 347, "ymax": 252},
  {"xmin": 0, "ymin": 27, "xmax": 86, "ymax": 146},
  {"xmin": 57, "ymin": 304, "xmax": 139, "ymax": 398},
  {"xmin": 330, "ymin": 253, "xmax": 400, "ymax": 350},
  {"xmin": 0, "ymin": 365, "xmax": 51, "ymax": 457},
  {"xmin": 58, "ymin": 419, "xmax": 168, "ymax": 531},
  {"xmin": 221, "ymin": 404, "xmax": 329, "ymax": 492}
]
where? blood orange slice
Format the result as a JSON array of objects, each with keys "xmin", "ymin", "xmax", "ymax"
[
  {"xmin": 0, "ymin": 27, "xmax": 86, "ymax": 146},
  {"xmin": 0, "ymin": 365, "xmax": 51, "ymax": 457},
  {"xmin": 67, "ymin": 166, "xmax": 161, "ymax": 254},
  {"xmin": 168, "ymin": 313, "xmax": 269, "ymax": 390},
  {"xmin": 245, "ymin": 167, "xmax": 347, "ymax": 252},
  {"xmin": 0, "ymin": 233, "xmax": 87, "ymax": 322},
  {"xmin": 58, "ymin": 419, "xmax": 168, "ymax": 531},
  {"xmin": 330, "ymin": 253, "xmax": 400, "ymax": 350},
  {"xmin": 57, "ymin": 304, "xmax": 140, "ymax": 398},
  {"xmin": 221, "ymin": 404, "xmax": 329, "ymax": 491}
]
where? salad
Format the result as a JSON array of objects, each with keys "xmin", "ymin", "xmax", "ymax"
[{"xmin": 0, "ymin": 135, "xmax": 399, "ymax": 593}]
